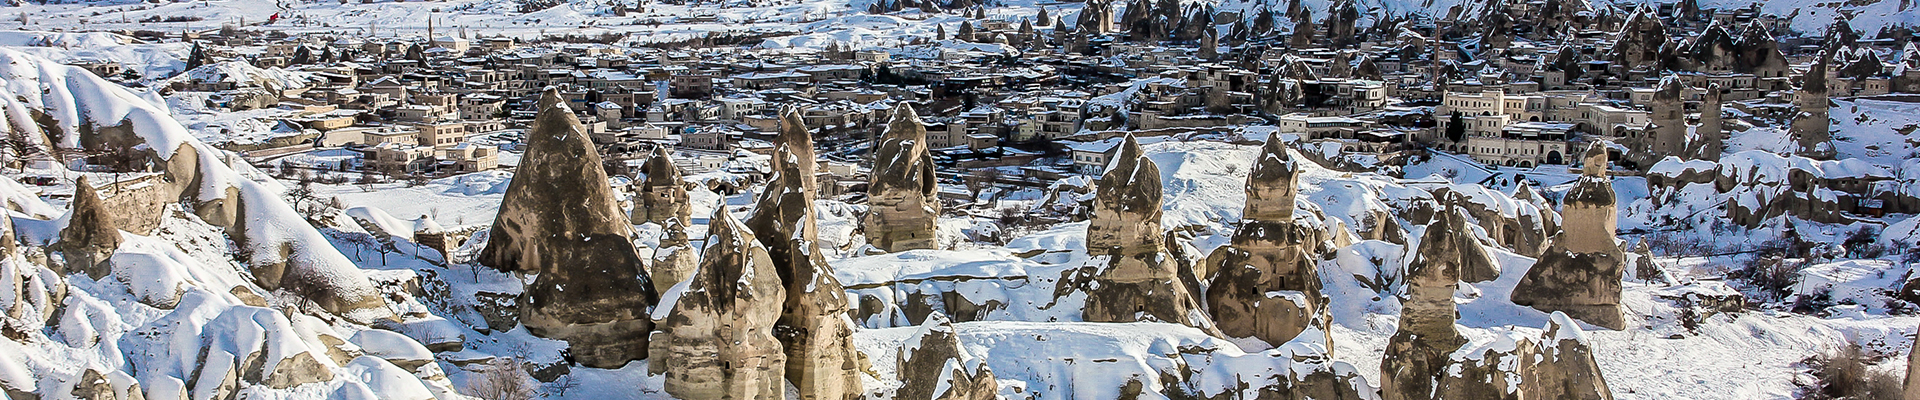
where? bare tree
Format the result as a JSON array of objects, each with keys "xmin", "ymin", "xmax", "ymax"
[
  {"xmin": 465, "ymin": 357, "xmax": 537, "ymax": 400},
  {"xmin": 963, "ymin": 167, "xmax": 1003, "ymax": 204}
]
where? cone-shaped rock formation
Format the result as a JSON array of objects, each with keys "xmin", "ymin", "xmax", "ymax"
[
  {"xmin": 477, "ymin": 88, "xmax": 657, "ymax": 368},
  {"xmin": 896, "ymin": 313, "xmax": 998, "ymax": 400},
  {"xmin": 1205, "ymin": 136, "xmax": 1329, "ymax": 348},
  {"xmin": 640, "ymin": 147, "xmax": 697, "ymax": 295},
  {"xmin": 1435, "ymin": 312, "xmax": 1614, "ymax": 400},
  {"xmin": 1513, "ymin": 141, "xmax": 1627, "ymax": 330},
  {"xmin": 1381, "ymin": 199, "xmax": 1470, "ymax": 400},
  {"xmin": 864, "ymin": 103, "xmax": 941, "ymax": 253},
  {"xmin": 1076, "ymin": 134, "xmax": 1215, "ymax": 331},
  {"xmin": 744, "ymin": 108, "xmax": 865, "ymax": 400},
  {"xmin": 58, "ymin": 177, "xmax": 122, "ymax": 280},
  {"xmin": 649, "ymin": 207, "xmax": 788, "ymax": 399}
]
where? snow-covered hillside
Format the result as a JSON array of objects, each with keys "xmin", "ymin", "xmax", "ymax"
[{"xmin": 2, "ymin": 0, "xmax": 1909, "ymax": 49}]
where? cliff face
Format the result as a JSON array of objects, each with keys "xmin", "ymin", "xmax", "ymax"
[
  {"xmin": 649, "ymin": 208, "xmax": 788, "ymax": 399},
  {"xmin": 479, "ymin": 88, "xmax": 657, "ymax": 369},
  {"xmin": 864, "ymin": 103, "xmax": 941, "ymax": 253},
  {"xmin": 744, "ymin": 108, "xmax": 865, "ymax": 400}
]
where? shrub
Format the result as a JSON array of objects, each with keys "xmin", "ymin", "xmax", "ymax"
[
  {"xmin": 464, "ymin": 357, "xmax": 537, "ymax": 400},
  {"xmin": 1733, "ymin": 256, "xmax": 1802, "ymax": 303},
  {"xmin": 1799, "ymin": 345, "xmax": 1903, "ymax": 400}
]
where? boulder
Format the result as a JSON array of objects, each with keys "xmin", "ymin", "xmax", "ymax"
[
  {"xmin": 1513, "ymin": 142, "xmax": 1627, "ymax": 330},
  {"xmin": 864, "ymin": 103, "xmax": 941, "ymax": 253},
  {"xmin": 1381, "ymin": 201, "xmax": 1470, "ymax": 400},
  {"xmin": 476, "ymin": 88, "xmax": 657, "ymax": 368},
  {"xmin": 57, "ymin": 177, "xmax": 122, "ymax": 280},
  {"xmin": 1205, "ymin": 136, "xmax": 1328, "ymax": 348},
  {"xmin": 1075, "ymin": 134, "xmax": 1214, "ymax": 332},
  {"xmin": 895, "ymin": 313, "xmax": 996, "ymax": 400},
  {"xmin": 649, "ymin": 207, "xmax": 788, "ymax": 399},
  {"xmin": 743, "ymin": 108, "xmax": 865, "ymax": 399}
]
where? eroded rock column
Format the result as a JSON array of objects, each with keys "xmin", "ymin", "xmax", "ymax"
[
  {"xmin": 477, "ymin": 88, "xmax": 657, "ymax": 368},
  {"xmin": 639, "ymin": 147, "xmax": 697, "ymax": 294},
  {"xmin": 1381, "ymin": 200, "xmax": 1470, "ymax": 400},
  {"xmin": 649, "ymin": 208, "xmax": 787, "ymax": 399},
  {"xmin": 1077, "ymin": 134, "xmax": 1214, "ymax": 332},
  {"xmin": 1204, "ymin": 136, "xmax": 1328, "ymax": 348},
  {"xmin": 744, "ymin": 108, "xmax": 865, "ymax": 400},
  {"xmin": 1512, "ymin": 142, "xmax": 1627, "ymax": 330},
  {"xmin": 864, "ymin": 103, "xmax": 941, "ymax": 253}
]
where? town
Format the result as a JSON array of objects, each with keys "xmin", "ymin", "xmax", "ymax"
[
  {"xmin": 45, "ymin": 0, "xmax": 1898, "ymax": 227},
  {"xmin": 3, "ymin": 0, "xmax": 1920, "ymax": 399}
]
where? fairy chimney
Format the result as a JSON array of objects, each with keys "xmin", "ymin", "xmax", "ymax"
[
  {"xmin": 477, "ymin": 88, "xmax": 657, "ymax": 368},
  {"xmin": 649, "ymin": 208, "xmax": 788, "ymax": 399},
  {"xmin": 864, "ymin": 103, "xmax": 941, "ymax": 253},
  {"xmin": 743, "ymin": 108, "xmax": 865, "ymax": 400}
]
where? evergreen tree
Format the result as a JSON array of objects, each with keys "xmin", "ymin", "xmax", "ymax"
[
  {"xmin": 1447, "ymin": 112, "xmax": 1467, "ymax": 142},
  {"xmin": 937, "ymin": 24, "xmax": 947, "ymax": 41},
  {"xmin": 1037, "ymin": 7, "xmax": 1050, "ymax": 25},
  {"xmin": 185, "ymin": 41, "xmax": 206, "ymax": 71},
  {"xmin": 291, "ymin": 45, "xmax": 313, "ymax": 65},
  {"xmin": 958, "ymin": 21, "xmax": 975, "ymax": 42}
]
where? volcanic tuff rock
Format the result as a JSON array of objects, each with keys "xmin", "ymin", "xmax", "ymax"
[
  {"xmin": 56, "ymin": 177, "xmax": 121, "ymax": 280},
  {"xmin": 1906, "ymin": 319, "xmax": 1920, "ymax": 400},
  {"xmin": 649, "ymin": 208, "xmax": 787, "ymax": 399},
  {"xmin": 1435, "ymin": 312, "xmax": 1614, "ymax": 400},
  {"xmin": 477, "ymin": 88, "xmax": 657, "ymax": 368},
  {"xmin": 1640, "ymin": 75, "xmax": 1687, "ymax": 167},
  {"xmin": 633, "ymin": 147, "xmax": 693, "ymax": 227},
  {"xmin": 1795, "ymin": 51, "xmax": 1835, "ymax": 160},
  {"xmin": 1511, "ymin": 181, "xmax": 1559, "ymax": 257},
  {"xmin": 1693, "ymin": 83, "xmax": 1724, "ymax": 162},
  {"xmin": 743, "ymin": 108, "xmax": 864, "ymax": 400},
  {"xmin": 1419, "ymin": 188, "xmax": 1510, "ymax": 283},
  {"xmin": 1205, "ymin": 136, "xmax": 1329, "ymax": 348},
  {"xmin": 1381, "ymin": 200, "xmax": 1470, "ymax": 400},
  {"xmin": 1512, "ymin": 141, "xmax": 1627, "ymax": 330},
  {"xmin": 865, "ymin": 103, "xmax": 942, "ymax": 253},
  {"xmin": 896, "ymin": 313, "xmax": 997, "ymax": 400},
  {"xmin": 1607, "ymin": 7, "xmax": 1671, "ymax": 71},
  {"xmin": 1075, "ymin": 134, "xmax": 1215, "ymax": 332},
  {"xmin": 639, "ymin": 147, "xmax": 697, "ymax": 295}
]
